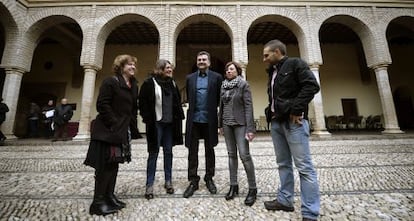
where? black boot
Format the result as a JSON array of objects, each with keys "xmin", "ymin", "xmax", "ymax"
[
  {"xmin": 107, "ymin": 194, "xmax": 126, "ymax": 209},
  {"xmin": 244, "ymin": 188, "xmax": 257, "ymax": 206},
  {"xmin": 106, "ymin": 165, "xmax": 125, "ymax": 209},
  {"xmin": 90, "ymin": 166, "xmax": 119, "ymax": 216},
  {"xmin": 225, "ymin": 185, "xmax": 239, "ymax": 201},
  {"xmin": 89, "ymin": 195, "xmax": 118, "ymax": 216}
]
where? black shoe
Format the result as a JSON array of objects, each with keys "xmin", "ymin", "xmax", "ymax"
[
  {"xmin": 145, "ymin": 185, "xmax": 154, "ymax": 200},
  {"xmin": 183, "ymin": 183, "xmax": 199, "ymax": 198},
  {"xmin": 225, "ymin": 185, "xmax": 239, "ymax": 200},
  {"xmin": 264, "ymin": 200, "xmax": 294, "ymax": 212},
  {"xmin": 244, "ymin": 188, "xmax": 257, "ymax": 206},
  {"xmin": 107, "ymin": 194, "xmax": 126, "ymax": 209},
  {"xmin": 89, "ymin": 195, "xmax": 118, "ymax": 216},
  {"xmin": 164, "ymin": 181, "xmax": 174, "ymax": 194},
  {"xmin": 205, "ymin": 179, "xmax": 217, "ymax": 194},
  {"xmin": 113, "ymin": 195, "xmax": 126, "ymax": 208}
]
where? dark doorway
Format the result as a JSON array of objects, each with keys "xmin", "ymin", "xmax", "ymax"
[{"xmin": 342, "ymin": 98, "xmax": 358, "ymax": 119}]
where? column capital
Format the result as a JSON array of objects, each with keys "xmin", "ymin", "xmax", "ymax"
[
  {"xmin": 309, "ymin": 63, "xmax": 320, "ymax": 70},
  {"xmin": 2, "ymin": 66, "xmax": 27, "ymax": 75},
  {"xmin": 82, "ymin": 64, "xmax": 100, "ymax": 71},
  {"xmin": 371, "ymin": 63, "xmax": 389, "ymax": 71}
]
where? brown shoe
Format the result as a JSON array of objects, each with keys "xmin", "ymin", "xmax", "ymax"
[{"xmin": 264, "ymin": 200, "xmax": 294, "ymax": 212}]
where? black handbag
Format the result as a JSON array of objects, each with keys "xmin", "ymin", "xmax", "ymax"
[{"xmin": 108, "ymin": 143, "xmax": 131, "ymax": 163}]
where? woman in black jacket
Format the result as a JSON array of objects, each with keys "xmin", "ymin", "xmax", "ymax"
[
  {"xmin": 139, "ymin": 59, "xmax": 184, "ymax": 199},
  {"xmin": 84, "ymin": 54, "xmax": 140, "ymax": 216}
]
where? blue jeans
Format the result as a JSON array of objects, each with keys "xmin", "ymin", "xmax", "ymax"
[
  {"xmin": 146, "ymin": 122, "xmax": 173, "ymax": 186},
  {"xmin": 270, "ymin": 119, "xmax": 320, "ymax": 220}
]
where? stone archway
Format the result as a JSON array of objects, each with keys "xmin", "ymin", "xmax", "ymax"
[
  {"xmin": 246, "ymin": 15, "xmax": 301, "ymax": 128},
  {"xmin": 318, "ymin": 15, "xmax": 383, "ymax": 131},
  {"xmin": 17, "ymin": 16, "xmax": 83, "ymax": 138},
  {"xmin": 93, "ymin": 14, "xmax": 159, "ymax": 134},
  {"xmin": 0, "ymin": 23, "xmax": 5, "ymax": 97},
  {"xmin": 174, "ymin": 14, "xmax": 232, "ymax": 90}
]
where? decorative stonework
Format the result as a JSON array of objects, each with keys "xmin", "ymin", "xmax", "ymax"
[{"xmin": 0, "ymin": 1, "xmax": 412, "ymax": 138}]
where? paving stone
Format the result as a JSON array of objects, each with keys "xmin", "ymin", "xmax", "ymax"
[{"xmin": 0, "ymin": 135, "xmax": 413, "ymax": 220}]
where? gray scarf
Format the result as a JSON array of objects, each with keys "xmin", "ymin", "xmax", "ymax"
[{"xmin": 222, "ymin": 76, "xmax": 241, "ymax": 89}]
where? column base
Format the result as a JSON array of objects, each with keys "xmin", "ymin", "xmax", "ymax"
[
  {"xmin": 311, "ymin": 130, "xmax": 331, "ymax": 137},
  {"xmin": 381, "ymin": 128, "xmax": 404, "ymax": 134},
  {"xmin": 4, "ymin": 134, "xmax": 18, "ymax": 140},
  {"xmin": 73, "ymin": 133, "xmax": 91, "ymax": 140}
]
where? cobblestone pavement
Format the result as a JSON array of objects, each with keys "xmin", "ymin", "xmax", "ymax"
[{"xmin": 0, "ymin": 134, "xmax": 413, "ymax": 221}]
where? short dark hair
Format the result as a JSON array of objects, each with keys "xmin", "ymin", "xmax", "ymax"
[
  {"xmin": 225, "ymin": 61, "xmax": 242, "ymax": 76},
  {"xmin": 264, "ymin": 39, "xmax": 287, "ymax": 55},
  {"xmin": 197, "ymin": 51, "xmax": 211, "ymax": 61}
]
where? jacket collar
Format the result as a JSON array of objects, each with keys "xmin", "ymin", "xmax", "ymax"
[{"xmin": 268, "ymin": 56, "xmax": 288, "ymax": 74}]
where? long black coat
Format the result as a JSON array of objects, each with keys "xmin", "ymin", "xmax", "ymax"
[
  {"xmin": 185, "ymin": 70, "xmax": 223, "ymax": 148},
  {"xmin": 91, "ymin": 74, "xmax": 139, "ymax": 144},
  {"xmin": 138, "ymin": 76, "xmax": 184, "ymax": 153}
]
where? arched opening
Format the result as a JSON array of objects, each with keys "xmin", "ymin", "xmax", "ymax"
[
  {"xmin": 98, "ymin": 14, "xmax": 159, "ymax": 133},
  {"xmin": 16, "ymin": 16, "xmax": 83, "ymax": 138},
  {"xmin": 247, "ymin": 16, "xmax": 299, "ymax": 130},
  {"xmin": 319, "ymin": 16, "xmax": 380, "ymax": 131},
  {"xmin": 0, "ymin": 3, "xmax": 16, "ymax": 98},
  {"xmin": 0, "ymin": 24, "xmax": 5, "ymax": 97},
  {"xmin": 387, "ymin": 16, "xmax": 414, "ymax": 130},
  {"xmin": 175, "ymin": 15, "xmax": 232, "ymax": 102}
]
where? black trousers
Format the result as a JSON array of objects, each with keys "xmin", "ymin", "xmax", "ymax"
[
  {"xmin": 94, "ymin": 162, "xmax": 119, "ymax": 198},
  {"xmin": 188, "ymin": 122, "xmax": 215, "ymax": 183}
]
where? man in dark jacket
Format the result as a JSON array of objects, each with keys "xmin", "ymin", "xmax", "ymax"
[
  {"xmin": 0, "ymin": 98, "xmax": 9, "ymax": 144},
  {"xmin": 262, "ymin": 39, "xmax": 320, "ymax": 221},
  {"xmin": 52, "ymin": 98, "xmax": 73, "ymax": 141},
  {"xmin": 183, "ymin": 51, "xmax": 223, "ymax": 198}
]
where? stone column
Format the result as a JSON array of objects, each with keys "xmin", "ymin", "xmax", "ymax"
[
  {"xmin": 309, "ymin": 64, "xmax": 330, "ymax": 137},
  {"xmin": 1, "ymin": 67, "xmax": 25, "ymax": 139},
  {"xmin": 240, "ymin": 61, "xmax": 247, "ymax": 80},
  {"xmin": 73, "ymin": 65, "xmax": 98, "ymax": 140},
  {"xmin": 373, "ymin": 64, "xmax": 403, "ymax": 134}
]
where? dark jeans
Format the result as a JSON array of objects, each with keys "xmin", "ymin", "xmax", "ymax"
[
  {"xmin": 146, "ymin": 122, "xmax": 173, "ymax": 186},
  {"xmin": 188, "ymin": 122, "xmax": 215, "ymax": 183}
]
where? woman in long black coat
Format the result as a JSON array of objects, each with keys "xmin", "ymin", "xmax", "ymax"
[
  {"xmin": 139, "ymin": 59, "xmax": 184, "ymax": 199},
  {"xmin": 84, "ymin": 54, "xmax": 140, "ymax": 216}
]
